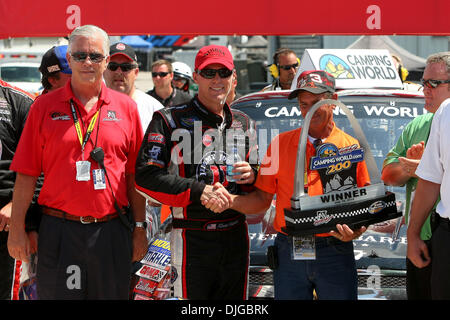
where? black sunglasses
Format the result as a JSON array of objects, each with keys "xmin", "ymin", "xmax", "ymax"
[
  {"xmin": 421, "ymin": 78, "xmax": 450, "ymax": 89},
  {"xmin": 198, "ymin": 68, "xmax": 233, "ymax": 79},
  {"xmin": 107, "ymin": 62, "xmax": 137, "ymax": 72},
  {"xmin": 279, "ymin": 62, "xmax": 299, "ymax": 71},
  {"xmin": 173, "ymin": 76, "xmax": 188, "ymax": 83},
  {"xmin": 71, "ymin": 52, "xmax": 105, "ymax": 63},
  {"xmin": 152, "ymin": 72, "xmax": 170, "ymax": 78}
]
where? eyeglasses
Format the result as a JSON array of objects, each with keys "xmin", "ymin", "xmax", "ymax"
[
  {"xmin": 279, "ymin": 62, "xmax": 299, "ymax": 71},
  {"xmin": 152, "ymin": 72, "xmax": 170, "ymax": 78},
  {"xmin": 107, "ymin": 62, "xmax": 137, "ymax": 72},
  {"xmin": 198, "ymin": 68, "xmax": 233, "ymax": 79},
  {"xmin": 71, "ymin": 52, "xmax": 106, "ymax": 63},
  {"xmin": 421, "ymin": 78, "xmax": 450, "ymax": 89}
]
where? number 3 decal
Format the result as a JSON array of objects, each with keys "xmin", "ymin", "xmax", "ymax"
[{"xmin": 310, "ymin": 73, "xmax": 323, "ymax": 83}]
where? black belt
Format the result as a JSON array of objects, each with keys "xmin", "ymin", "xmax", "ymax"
[{"xmin": 172, "ymin": 215, "xmax": 245, "ymax": 231}]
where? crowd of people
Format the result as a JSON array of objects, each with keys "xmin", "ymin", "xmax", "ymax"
[{"xmin": 0, "ymin": 23, "xmax": 449, "ymax": 300}]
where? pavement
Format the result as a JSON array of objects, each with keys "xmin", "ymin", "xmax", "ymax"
[{"xmin": 135, "ymin": 71, "xmax": 154, "ymax": 93}]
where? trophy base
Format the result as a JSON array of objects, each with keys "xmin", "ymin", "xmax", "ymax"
[{"xmin": 282, "ymin": 192, "xmax": 401, "ymax": 236}]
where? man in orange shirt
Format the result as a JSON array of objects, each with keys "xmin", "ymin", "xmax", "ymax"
[{"xmin": 205, "ymin": 70, "xmax": 368, "ymax": 300}]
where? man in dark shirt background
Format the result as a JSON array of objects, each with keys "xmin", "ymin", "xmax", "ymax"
[
  {"xmin": 147, "ymin": 59, "xmax": 191, "ymax": 107},
  {"xmin": 0, "ymin": 80, "xmax": 35, "ymax": 299}
]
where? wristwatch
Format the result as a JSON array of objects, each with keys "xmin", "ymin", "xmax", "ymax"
[{"xmin": 135, "ymin": 221, "xmax": 148, "ymax": 229}]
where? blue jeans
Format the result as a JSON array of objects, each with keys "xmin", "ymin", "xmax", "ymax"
[{"xmin": 273, "ymin": 233, "xmax": 357, "ymax": 300}]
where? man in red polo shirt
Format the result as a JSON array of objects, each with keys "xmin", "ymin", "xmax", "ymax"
[
  {"xmin": 206, "ymin": 70, "xmax": 368, "ymax": 300},
  {"xmin": 7, "ymin": 25, "xmax": 147, "ymax": 300}
]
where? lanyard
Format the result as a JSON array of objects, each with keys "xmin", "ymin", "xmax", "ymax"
[{"xmin": 70, "ymin": 99, "xmax": 100, "ymax": 159}]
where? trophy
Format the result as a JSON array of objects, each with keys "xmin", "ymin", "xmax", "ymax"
[{"xmin": 282, "ymin": 99, "xmax": 401, "ymax": 236}]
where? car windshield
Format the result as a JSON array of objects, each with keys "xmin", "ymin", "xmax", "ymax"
[
  {"xmin": 232, "ymin": 92, "xmax": 426, "ymax": 217},
  {"xmin": 0, "ymin": 65, "xmax": 41, "ymax": 83}
]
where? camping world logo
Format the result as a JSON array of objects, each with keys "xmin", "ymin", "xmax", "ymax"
[
  {"xmin": 319, "ymin": 54, "xmax": 355, "ymax": 79},
  {"xmin": 368, "ymin": 200, "xmax": 387, "ymax": 214},
  {"xmin": 310, "ymin": 143, "xmax": 364, "ymax": 175}
]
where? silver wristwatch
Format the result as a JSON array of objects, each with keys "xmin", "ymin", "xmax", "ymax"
[{"xmin": 135, "ymin": 221, "xmax": 148, "ymax": 229}]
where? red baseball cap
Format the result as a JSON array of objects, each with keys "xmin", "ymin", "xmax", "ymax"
[
  {"xmin": 195, "ymin": 45, "xmax": 234, "ymax": 71},
  {"xmin": 288, "ymin": 70, "xmax": 336, "ymax": 100}
]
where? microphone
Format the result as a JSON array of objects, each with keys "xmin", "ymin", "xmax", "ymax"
[{"xmin": 90, "ymin": 147, "xmax": 105, "ymax": 167}]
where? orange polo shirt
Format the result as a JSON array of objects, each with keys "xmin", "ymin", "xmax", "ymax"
[{"xmin": 255, "ymin": 124, "xmax": 370, "ymax": 235}]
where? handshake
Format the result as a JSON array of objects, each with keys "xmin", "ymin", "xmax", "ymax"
[
  {"xmin": 200, "ymin": 161, "xmax": 255, "ymax": 213},
  {"xmin": 201, "ymin": 183, "xmax": 234, "ymax": 213}
]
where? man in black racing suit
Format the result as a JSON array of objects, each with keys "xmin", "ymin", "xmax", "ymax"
[
  {"xmin": 0, "ymin": 80, "xmax": 37, "ymax": 299},
  {"xmin": 135, "ymin": 45, "xmax": 258, "ymax": 299}
]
